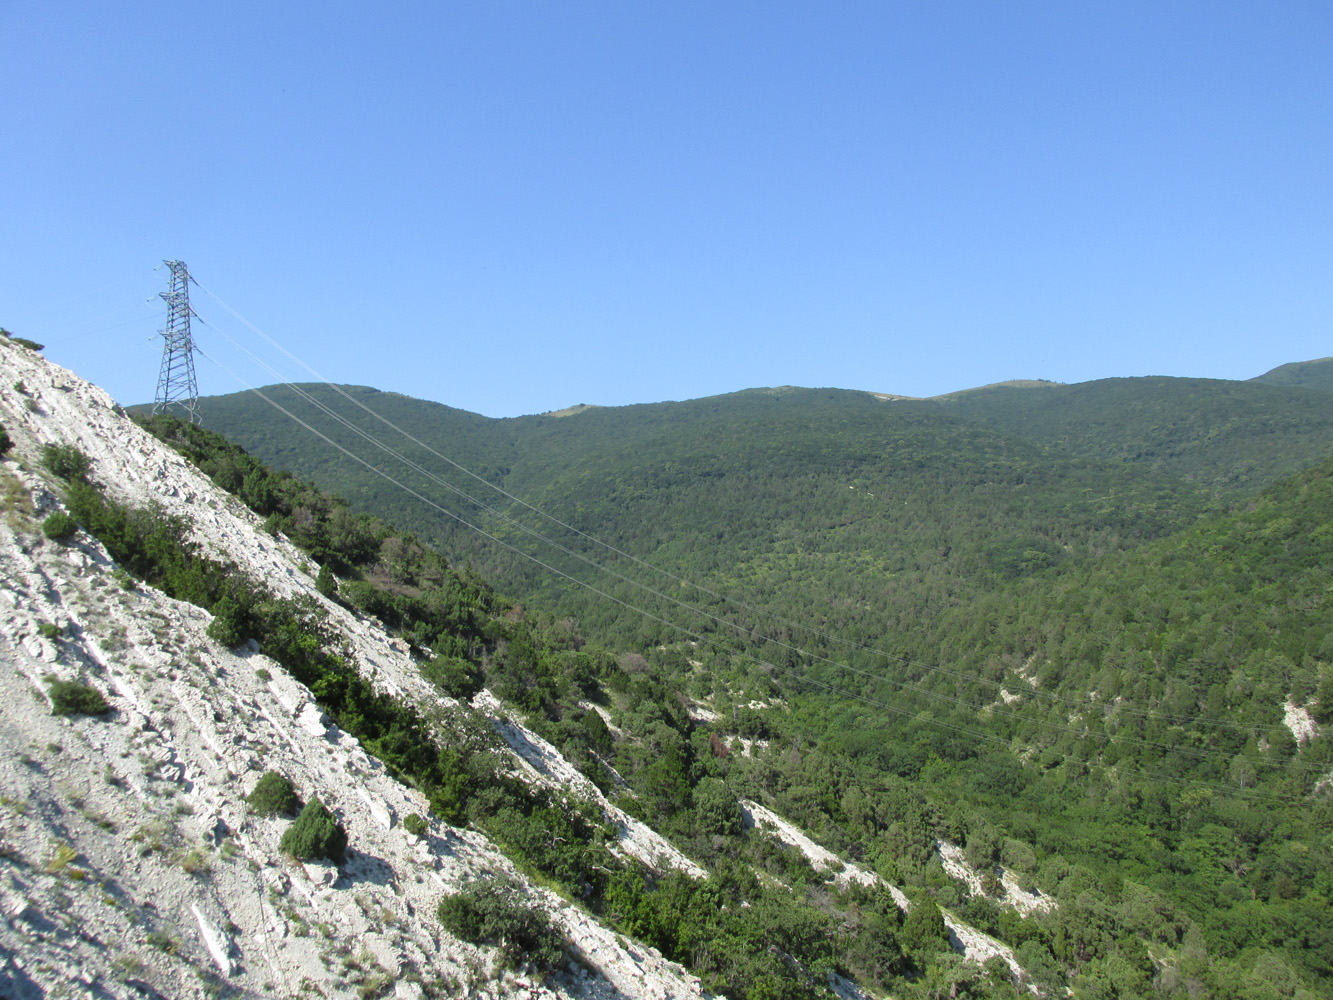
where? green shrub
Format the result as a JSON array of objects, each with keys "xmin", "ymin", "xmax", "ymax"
[
  {"xmin": 315, "ymin": 563, "xmax": 338, "ymax": 599},
  {"xmin": 206, "ymin": 596, "xmax": 246, "ymax": 647},
  {"xmin": 48, "ymin": 680, "xmax": 110, "ymax": 717},
  {"xmin": 247, "ymin": 771, "xmax": 300, "ymax": 817},
  {"xmin": 42, "ymin": 511, "xmax": 77, "ymax": 541},
  {"xmin": 403, "ymin": 813, "xmax": 428, "ymax": 838},
  {"xmin": 11, "ymin": 337, "xmax": 44, "ymax": 352},
  {"xmin": 279, "ymin": 797, "xmax": 347, "ymax": 863},
  {"xmin": 420, "ymin": 656, "xmax": 483, "ymax": 700},
  {"xmin": 0, "ymin": 422, "xmax": 11, "ymax": 455},
  {"xmin": 437, "ymin": 880, "xmax": 564, "ymax": 972},
  {"xmin": 38, "ymin": 623, "xmax": 62, "ymax": 640},
  {"xmin": 41, "ymin": 443, "xmax": 91, "ymax": 482}
]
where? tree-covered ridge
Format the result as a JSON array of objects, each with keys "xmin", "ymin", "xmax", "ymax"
[
  {"xmin": 1249, "ymin": 357, "xmax": 1333, "ymax": 391},
  {"xmin": 927, "ymin": 374, "xmax": 1333, "ymax": 488},
  {"xmin": 187, "ymin": 382, "xmax": 1226, "ymax": 651}
]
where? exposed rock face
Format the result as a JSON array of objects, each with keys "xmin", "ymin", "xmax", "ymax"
[{"xmin": 0, "ymin": 344, "xmax": 708, "ymax": 999}]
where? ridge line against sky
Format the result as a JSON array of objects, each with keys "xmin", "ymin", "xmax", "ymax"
[{"xmin": 2, "ymin": 2, "xmax": 1329, "ymax": 418}]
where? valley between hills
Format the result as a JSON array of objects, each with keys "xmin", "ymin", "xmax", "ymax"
[{"xmin": 2, "ymin": 333, "xmax": 1332, "ymax": 999}]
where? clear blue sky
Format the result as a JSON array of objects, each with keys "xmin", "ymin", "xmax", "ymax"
[{"xmin": 2, "ymin": 2, "xmax": 1329, "ymax": 417}]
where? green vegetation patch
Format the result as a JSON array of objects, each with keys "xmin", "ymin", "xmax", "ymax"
[
  {"xmin": 247, "ymin": 771, "xmax": 300, "ymax": 816},
  {"xmin": 48, "ymin": 680, "xmax": 110, "ymax": 717},
  {"xmin": 41, "ymin": 443, "xmax": 91, "ymax": 482},
  {"xmin": 437, "ymin": 880, "xmax": 564, "ymax": 972},
  {"xmin": 42, "ymin": 511, "xmax": 76, "ymax": 541},
  {"xmin": 280, "ymin": 797, "xmax": 347, "ymax": 863}
]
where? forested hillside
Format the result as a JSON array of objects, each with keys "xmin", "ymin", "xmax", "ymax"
[
  {"xmin": 928, "ymin": 375, "xmax": 1333, "ymax": 488},
  {"xmin": 190, "ymin": 383, "xmax": 1228, "ymax": 645},
  {"xmin": 168, "ymin": 367, "xmax": 1333, "ymax": 998}
]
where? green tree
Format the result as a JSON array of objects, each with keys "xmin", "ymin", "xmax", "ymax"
[
  {"xmin": 315, "ymin": 562, "xmax": 338, "ymax": 599},
  {"xmin": 899, "ymin": 895, "xmax": 951, "ymax": 967},
  {"xmin": 437, "ymin": 880, "xmax": 564, "ymax": 971},
  {"xmin": 42, "ymin": 511, "xmax": 77, "ymax": 541}
]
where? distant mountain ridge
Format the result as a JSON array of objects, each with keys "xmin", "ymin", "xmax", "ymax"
[{"xmin": 1250, "ymin": 356, "xmax": 1333, "ymax": 391}]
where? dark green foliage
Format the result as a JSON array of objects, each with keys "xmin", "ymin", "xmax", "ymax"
[
  {"xmin": 10, "ymin": 337, "xmax": 44, "ymax": 351},
  {"xmin": 48, "ymin": 680, "xmax": 110, "ymax": 716},
  {"xmin": 933, "ymin": 374, "xmax": 1333, "ymax": 489},
  {"xmin": 692, "ymin": 777, "xmax": 740, "ymax": 838},
  {"xmin": 279, "ymin": 797, "xmax": 347, "ymax": 862},
  {"xmin": 899, "ymin": 895, "xmax": 951, "ymax": 966},
  {"xmin": 0, "ymin": 421, "xmax": 11, "ymax": 455},
  {"xmin": 315, "ymin": 562, "xmax": 338, "ymax": 598},
  {"xmin": 206, "ymin": 595, "xmax": 246, "ymax": 647},
  {"xmin": 37, "ymin": 623, "xmax": 61, "ymax": 639},
  {"xmin": 42, "ymin": 511, "xmax": 76, "ymax": 541},
  {"xmin": 403, "ymin": 813, "xmax": 428, "ymax": 837},
  {"xmin": 247, "ymin": 771, "xmax": 300, "ymax": 816},
  {"xmin": 437, "ymin": 880, "xmax": 564, "ymax": 972},
  {"xmin": 419, "ymin": 655, "xmax": 483, "ymax": 700},
  {"xmin": 41, "ymin": 443, "xmax": 92, "ymax": 482}
]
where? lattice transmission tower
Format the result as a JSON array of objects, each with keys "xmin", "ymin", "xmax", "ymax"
[{"xmin": 153, "ymin": 260, "xmax": 201, "ymax": 423}]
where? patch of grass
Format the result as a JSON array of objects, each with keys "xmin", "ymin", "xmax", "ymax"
[
  {"xmin": 38, "ymin": 622, "xmax": 62, "ymax": 639},
  {"xmin": 44, "ymin": 842, "xmax": 78, "ymax": 874},
  {"xmin": 114, "ymin": 952, "xmax": 144, "ymax": 975},
  {"xmin": 146, "ymin": 930, "xmax": 179, "ymax": 954}
]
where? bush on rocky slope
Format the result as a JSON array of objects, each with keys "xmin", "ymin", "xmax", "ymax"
[
  {"xmin": 247, "ymin": 771, "xmax": 301, "ymax": 816},
  {"xmin": 48, "ymin": 680, "xmax": 110, "ymax": 716},
  {"xmin": 280, "ymin": 797, "xmax": 347, "ymax": 862},
  {"xmin": 437, "ymin": 879, "xmax": 564, "ymax": 972}
]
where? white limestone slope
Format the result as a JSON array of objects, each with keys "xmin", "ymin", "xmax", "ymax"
[
  {"xmin": 0, "ymin": 341, "xmax": 708, "ymax": 999},
  {"xmin": 740, "ymin": 800, "xmax": 1030, "ymax": 982}
]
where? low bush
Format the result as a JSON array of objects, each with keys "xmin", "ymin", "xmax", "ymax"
[
  {"xmin": 42, "ymin": 511, "xmax": 77, "ymax": 541},
  {"xmin": 403, "ymin": 813, "xmax": 428, "ymax": 837},
  {"xmin": 41, "ymin": 443, "xmax": 91, "ymax": 482},
  {"xmin": 437, "ymin": 880, "xmax": 564, "ymax": 972},
  {"xmin": 280, "ymin": 797, "xmax": 347, "ymax": 863},
  {"xmin": 48, "ymin": 680, "xmax": 110, "ymax": 717},
  {"xmin": 247, "ymin": 771, "xmax": 300, "ymax": 816}
]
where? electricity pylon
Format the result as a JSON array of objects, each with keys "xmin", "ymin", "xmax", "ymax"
[{"xmin": 153, "ymin": 260, "xmax": 201, "ymax": 423}]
